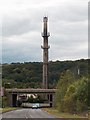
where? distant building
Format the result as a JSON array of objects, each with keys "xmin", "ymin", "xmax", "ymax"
[
  {"xmin": 17, "ymin": 94, "xmax": 27, "ymax": 101},
  {"xmin": 17, "ymin": 94, "xmax": 37, "ymax": 101}
]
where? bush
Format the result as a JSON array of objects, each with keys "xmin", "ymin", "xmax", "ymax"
[
  {"xmin": 2, "ymin": 96, "xmax": 8, "ymax": 108},
  {"xmin": 27, "ymin": 95, "xmax": 44, "ymax": 103},
  {"xmin": 17, "ymin": 100, "xmax": 22, "ymax": 107},
  {"xmin": 55, "ymin": 71, "xmax": 88, "ymax": 113},
  {"xmin": 76, "ymin": 100, "xmax": 87, "ymax": 113}
]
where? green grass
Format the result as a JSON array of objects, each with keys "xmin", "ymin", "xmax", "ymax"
[
  {"xmin": 43, "ymin": 108, "xmax": 88, "ymax": 119},
  {"xmin": 0, "ymin": 107, "xmax": 18, "ymax": 113}
]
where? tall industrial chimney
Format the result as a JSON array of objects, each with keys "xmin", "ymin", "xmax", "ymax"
[{"xmin": 41, "ymin": 17, "xmax": 50, "ymax": 89}]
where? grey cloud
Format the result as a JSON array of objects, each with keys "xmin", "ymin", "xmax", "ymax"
[
  {"xmin": 2, "ymin": 43, "xmax": 41, "ymax": 63},
  {"xmin": 2, "ymin": 2, "xmax": 87, "ymax": 37},
  {"xmin": 2, "ymin": 16, "xmax": 40, "ymax": 36},
  {"xmin": 50, "ymin": 46, "xmax": 88, "ymax": 61},
  {"xmin": 2, "ymin": 0, "xmax": 88, "ymax": 63},
  {"xmin": 48, "ymin": 4, "xmax": 87, "ymax": 23}
]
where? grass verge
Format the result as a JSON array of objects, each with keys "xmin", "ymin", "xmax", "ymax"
[
  {"xmin": 43, "ymin": 108, "xmax": 88, "ymax": 119},
  {"xmin": 0, "ymin": 107, "xmax": 19, "ymax": 113}
]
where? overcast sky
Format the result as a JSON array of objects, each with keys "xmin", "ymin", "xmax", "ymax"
[{"xmin": 1, "ymin": 0, "xmax": 89, "ymax": 63}]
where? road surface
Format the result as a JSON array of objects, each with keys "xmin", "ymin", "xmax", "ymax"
[
  {"xmin": 2, "ymin": 108, "xmax": 56, "ymax": 118},
  {"xmin": 1, "ymin": 109, "xmax": 88, "ymax": 120}
]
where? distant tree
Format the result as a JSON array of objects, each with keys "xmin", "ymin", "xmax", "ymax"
[
  {"xmin": 17, "ymin": 100, "xmax": 22, "ymax": 107},
  {"xmin": 2, "ymin": 79, "xmax": 17, "ymax": 88},
  {"xmin": 27, "ymin": 95, "xmax": 34, "ymax": 103}
]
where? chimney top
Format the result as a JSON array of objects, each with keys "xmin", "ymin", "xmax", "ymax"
[{"xmin": 43, "ymin": 17, "xmax": 48, "ymax": 22}]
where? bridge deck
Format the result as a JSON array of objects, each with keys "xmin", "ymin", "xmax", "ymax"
[{"xmin": 6, "ymin": 88, "xmax": 56, "ymax": 94}]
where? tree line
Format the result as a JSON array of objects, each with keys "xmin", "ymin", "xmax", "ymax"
[{"xmin": 2, "ymin": 59, "xmax": 89, "ymax": 88}]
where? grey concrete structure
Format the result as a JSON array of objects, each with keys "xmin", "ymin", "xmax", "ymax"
[
  {"xmin": 41, "ymin": 17, "xmax": 50, "ymax": 89},
  {"xmin": 5, "ymin": 89, "xmax": 56, "ymax": 107},
  {"xmin": 6, "ymin": 88, "xmax": 56, "ymax": 93}
]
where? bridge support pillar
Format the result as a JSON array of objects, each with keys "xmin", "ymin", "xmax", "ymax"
[
  {"xmin": 48, "ymin": 94, "xmax": 53, "ymax": 107},
  {"xmin": 7, "ymin": 93, "xmax": 13, "ymax": 107},
  {"xmin": 52, "ymin": 94, "xmax": 55, "ymax": 107},
  {"xmin": 6, "ymin": 93, "xmax": 17, "ymax": 107}
]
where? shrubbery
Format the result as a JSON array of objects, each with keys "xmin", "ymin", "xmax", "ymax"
[
  {"xmin": 17, "ymin": 100, "xmax": 22, "ymax": 107},
  {"xmin": 55, "ymin": 70, "xmax": 88, "ymax": 113},
  {"xmin": 2, "ymin": 96, "xmax": 8, "ymax": 108},
  {"xmin": 27, "ymin": 95, "xmax": 44, "ymax": 103}
]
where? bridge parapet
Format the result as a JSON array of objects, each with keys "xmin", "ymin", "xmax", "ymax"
[{"xmin": 5, "ymin": 88, "xmax": 57, "ymax": 94}]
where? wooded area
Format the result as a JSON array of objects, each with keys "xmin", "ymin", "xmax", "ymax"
[{"xmin": 2, "ymin": 59, "xmax": 89, "ymax": 88}]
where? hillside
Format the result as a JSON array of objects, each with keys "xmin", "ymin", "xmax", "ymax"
[{"xmin": 2, "ymin": 59, "xmax": 89, "ymax": 88}]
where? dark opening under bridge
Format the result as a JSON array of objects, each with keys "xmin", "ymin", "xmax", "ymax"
[{"xmin": 5, "ymin": 88, "xmax": 57, "ymax": 107}]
